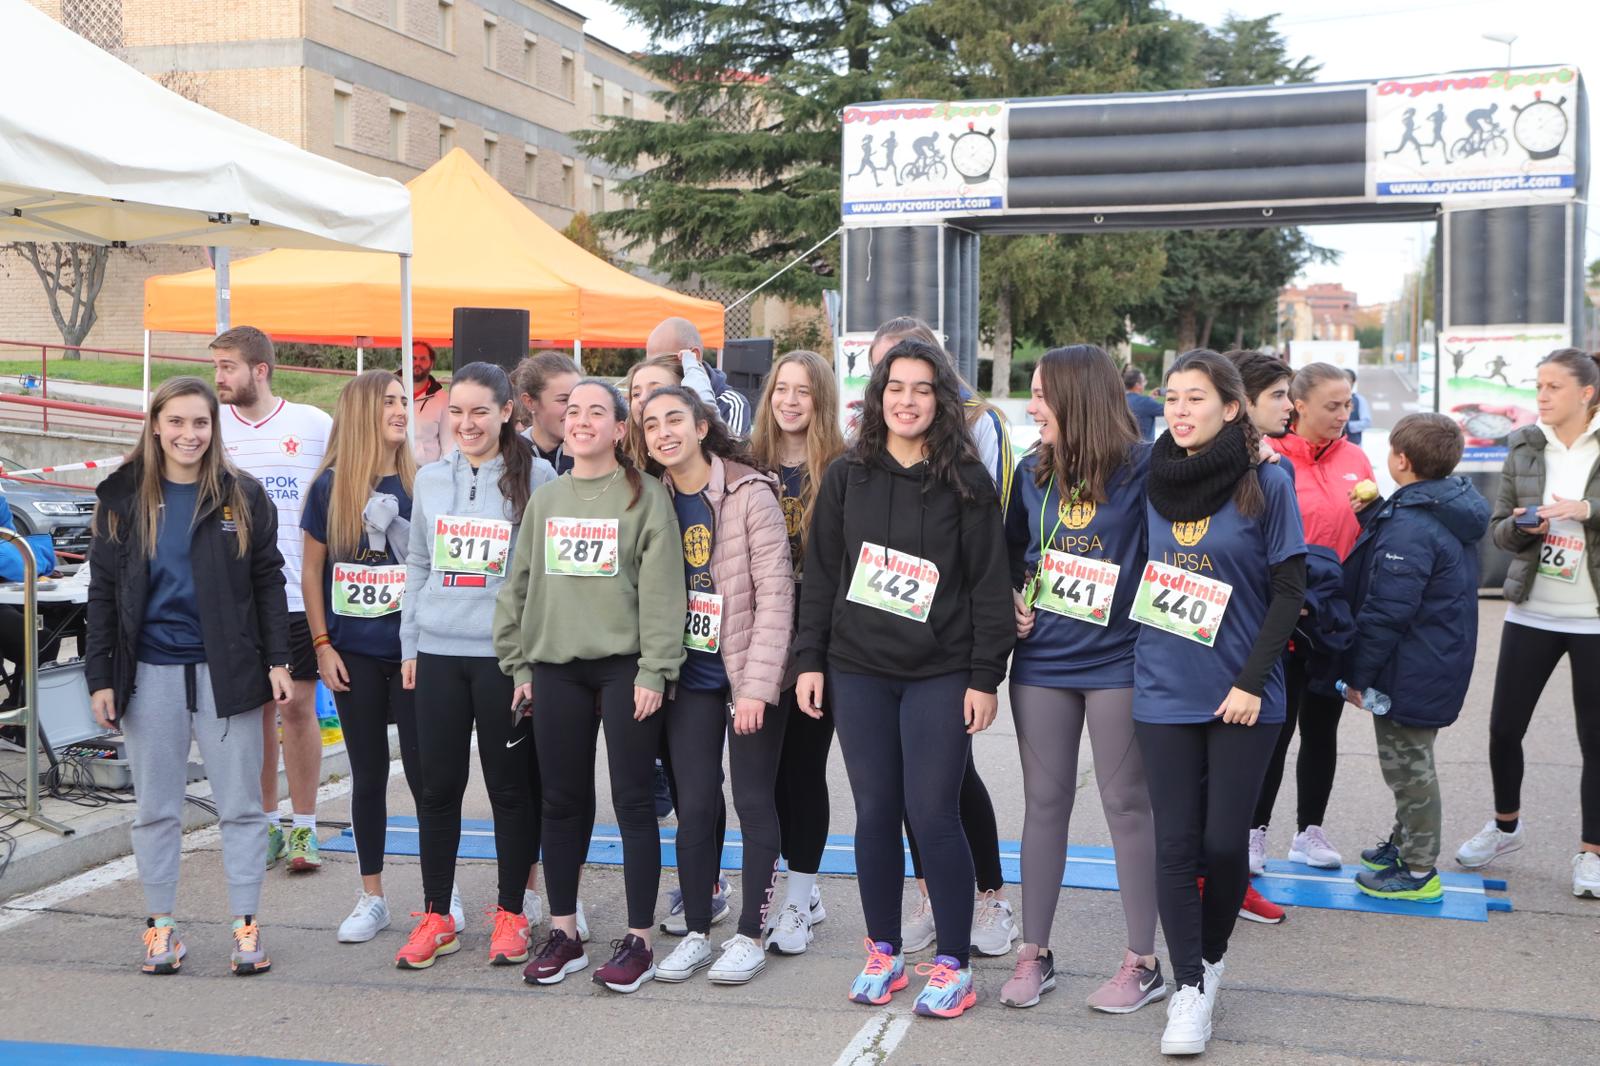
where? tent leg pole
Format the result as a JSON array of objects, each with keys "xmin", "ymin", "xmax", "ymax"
[
  {"xmin": 214, "ymin": 247, "xmax": 231, "ymax": 334},
  {"xmin": 573, "ymin": 338, "xmax": 582, "ymax": 374},
  {"xmin": 356, "ymin": 346, "xmax": 364, "ymax": 374},
  {"xmin": 400, "ymin": 255, "xmax": 414, "ymax": 449},
  {"xmin": 142, "ymin": 330, "xmax": 151, "ymax": 412}
]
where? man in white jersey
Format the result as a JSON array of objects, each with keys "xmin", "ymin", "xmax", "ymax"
[{"xmin": 210, "ymin": 327, "xmax": 334, "ymax": 874}]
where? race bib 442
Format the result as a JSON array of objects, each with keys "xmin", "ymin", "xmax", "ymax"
[
  {"xmin": 1129, "ymin": 560, "xmax": 1233, "ymax": 647},
  {"xmin": 846, "ymin": 541, "xmax": 939, "ymax": 623}
]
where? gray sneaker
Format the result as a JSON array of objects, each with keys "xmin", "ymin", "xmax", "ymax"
[
  {"xmin": 140, "ymin": 920, "xmax": 186, "ymax": 975},
  {"xmin": 230, "ymin": 918, "xmax": 271, "ymax": 976},
  {"xmin": 1456, "ymin": 820, "xmax": 1525, "ymax": 869},
  {"xmin": 659, "ymin": 876, "xmax": 731, "ymax": 936}
]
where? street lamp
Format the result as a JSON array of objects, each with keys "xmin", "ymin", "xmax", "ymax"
[{"xmin": 1483, "ymin": 31, "xmax": 1517, "ymax": 69}]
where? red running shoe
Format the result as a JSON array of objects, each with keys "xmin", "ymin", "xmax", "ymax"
[{"xmin": 1238, "ymin": 883, "xmax": 1286, "ymax": 924}]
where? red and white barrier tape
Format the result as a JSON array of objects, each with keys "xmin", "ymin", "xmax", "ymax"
[{"xmin": 0, "ymin": 455, "xmax": 124, "ymax": 478}]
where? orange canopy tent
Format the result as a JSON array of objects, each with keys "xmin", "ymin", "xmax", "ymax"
[{"xmin": 143, "ymin": 148, "xmax": 723, "ymax": 347}]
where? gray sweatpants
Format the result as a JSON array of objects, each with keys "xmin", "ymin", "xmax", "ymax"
[
  {"xmin": 1010, "ymin": 683, "xmax": 1159, "ymax": 955},
  {"xmin": 121, "ymin": 661, "xmax": 267, "ymax": 917}
]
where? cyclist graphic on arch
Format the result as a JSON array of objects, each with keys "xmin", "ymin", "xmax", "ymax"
[
  {"xmin": 900, "ymin": 132, "xmax": 947, "ymax": 183},
  {"xmin": 1454, "ymin": 103, "xmax": 1509, "ymax": 160},
  {"xmin": 1383, "ymin": 108, "xmax": 1427, "ymax": 164},
  {"xmin": 849, "ymin": 134, "xmax": 883, "ymax": 187}
]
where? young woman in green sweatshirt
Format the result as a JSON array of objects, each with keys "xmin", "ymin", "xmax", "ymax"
[{"xmin": 494, "ymin": 378, "xmax": 687, "ymax": 995}]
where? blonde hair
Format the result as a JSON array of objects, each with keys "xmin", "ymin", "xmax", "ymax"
[
  {"xmin": 313, "ymin": 370, "xmax": 417, "ymax": 560},
  {"xmin": 99, "ymin": 376, "xmax": 252, "ymax": 558},
  {"xmin": 750, "ymin": 350, "xmax": 845, "ymax": 557}
]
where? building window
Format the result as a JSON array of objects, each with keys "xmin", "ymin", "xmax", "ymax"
[
  {"xmin": 333, "ymin": 84, "xmax": 352, "ymax": 147},
  {"xmin": 482, "ymin": 16, "xmax": 497, "ymax": 69},
  {"xmin": 438, "ymin": 118, "xmax": 455, "ymax": 157},
  {"xmin": 523, "ymin": 34, "xmax": 537, "ymax": 82},
  {"xmin": 591, "ymin": 179, "xmax": 605, "ymax": 214},
  {"xmin": 483, "ymin": 134, "xmax": 498, "ymax": 174},
  {"xmin": 523, "ymin": 149, "xmax": 538, "ymax": 197},
  {"xmin": 623, "ymin": 191, "xmax": 637, "ymax": 211},
  {"xmin": 561, "ymin": 51, "xmax": 575, "ymax": 97},
  {"xmin": 437, "ymin": 0, "xmax": 453, "ymax": 49},
  {"xmin": 388, "ymin": 103, "xmax": 407, "ymax": 161},
  {"xmin": 561, "ymin": 161, "xmax": 575, "ymax": 207},
  {"xmin": 621, "ymin": 92, "xmax": 634, "ymax": 119},
  {"xmin": 591, "ymin": 78, "xmax": 605, "ymax": 119}
]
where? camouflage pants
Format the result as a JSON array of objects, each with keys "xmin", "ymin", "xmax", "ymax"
[{"xmin": 1374, "ymin": 717, "xmax": 1441, "ymax": 868}]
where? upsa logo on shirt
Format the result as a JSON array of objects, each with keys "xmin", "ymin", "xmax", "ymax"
[
  {"xmin": 1058, "ymin": 497, "xmax": 1097, "ymax": 530},
  {"xmin": 1171, "ymin": 517, "xmax": 1210, "ymax": 547},
  {"xmin": 683, "ymin": 524, "xmax": 712, "ymax": 568}
]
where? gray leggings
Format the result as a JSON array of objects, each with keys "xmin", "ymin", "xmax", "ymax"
[{"xmin": 1010, "ymin": 683, "xmax": 1158, "ymax": 955}]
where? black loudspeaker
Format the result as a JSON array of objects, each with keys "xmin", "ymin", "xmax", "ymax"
[
  {"xmin": 721, "ymin": 338, "xmax": 774, "ymax": 415},
  {"xmin": 452, "ymin": 307, "xmax": 530, "ymax": 371}
]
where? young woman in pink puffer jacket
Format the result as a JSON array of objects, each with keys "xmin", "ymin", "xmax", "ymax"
[{"xmin": 639, "ymin": 385, "xmax": 795, "ymax": 987}]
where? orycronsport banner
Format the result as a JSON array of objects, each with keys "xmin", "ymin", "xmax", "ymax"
[
  {"xmin": 840, "ymin": 101, "xmax": 1008, "ymax": 220},
  {"xmin": 1438, "ymin": 323, "xmax": 1569, "ymax": 464},
  {"xmin": 1370, "ymin": 67, "xmax": 1579, "ymax": 200}
]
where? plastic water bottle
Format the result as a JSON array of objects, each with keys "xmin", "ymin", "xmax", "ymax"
[{"xmin": 1335, "ymin": 680, "xmax": 1391, "ymax": 716}]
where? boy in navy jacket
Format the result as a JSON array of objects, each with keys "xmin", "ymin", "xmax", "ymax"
[{"xmin": 1340, "ymin": 414, "xmax": 1490, "ymax": 902}]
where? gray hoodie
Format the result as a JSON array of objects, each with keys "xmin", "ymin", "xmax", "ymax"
[{"xmin": 401, "ymin": 447, "xmax": 556, "ymax": 660}]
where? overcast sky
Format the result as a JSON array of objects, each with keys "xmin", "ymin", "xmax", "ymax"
[{"xmin": 568, "ymin": 0, "xmax": 1598, "ymax": 307}]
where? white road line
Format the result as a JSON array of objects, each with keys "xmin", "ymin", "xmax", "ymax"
[
  {"xmin": 0, "ymin": 767, "xmax": 367, "ymax": 935},
  {"xmin": 833, "ymin": 1008, "xmax": 912, "ymax": 1066}
]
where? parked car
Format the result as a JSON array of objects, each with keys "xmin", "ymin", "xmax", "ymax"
[{"xmin": 0, "ymin": 454, "xmax": 96, "ymax": 570}]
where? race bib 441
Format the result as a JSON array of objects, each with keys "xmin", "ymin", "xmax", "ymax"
[
  {"xmin": 846, "ymin": 541, "xmax": 939, "ymax": 623},
  {"xmin": 432, "ymin": 515, "xmax": 512, "ymax": 575},
  {"xmin": 544, "ymin": 517, "xmax": 620, "ymax": 577},
  {"xmin": 1129, "ymin": 560, "xmax": 1233, "ymax": 647},
  {"xmin": 1032, "ymin": 550, "xmax": 1118, "ymax": 626}
]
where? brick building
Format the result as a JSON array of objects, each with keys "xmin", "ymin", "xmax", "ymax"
[
  {"xmin": 4, "ymin": 0, "xmax": 684, "ymax": 354},
  {"xmin": 1277, "ymin": 282, "xmax": 1359, "ymax": 343}
]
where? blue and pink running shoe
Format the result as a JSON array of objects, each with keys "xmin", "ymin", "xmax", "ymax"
[
  {"xmin": 848, "ymin": 938, "xmax": 907, "ymax": 1005},
  {"xmin": 914, "ymin": 955, "xmax": 977, "ymax": 1018}
]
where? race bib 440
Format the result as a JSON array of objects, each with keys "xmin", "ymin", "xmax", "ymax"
[
  {"xmin": 1129, "ymin": 560, "xmax": 1233, "ymax": 647},
  {"xmin": 544, "ymin": 517, "xmax": 620, "ymax": 577},
  {"xmin": 432, "ymin": 516, "xmax": 512, "ymax": 575},
  {"xmin": 846, "ymin": 541, "xmax": 939, "ymax": 623}
]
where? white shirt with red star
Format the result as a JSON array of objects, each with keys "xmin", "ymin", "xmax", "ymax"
[{"xmin": 223, "ymin": 398, "xmax": 333, "ymax": 613}]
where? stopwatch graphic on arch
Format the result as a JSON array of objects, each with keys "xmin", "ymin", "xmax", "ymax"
[
  {"xmin": 1511, "ymin": 92, "xmax": 1569, "ymax": 161},
  {"xmin": 949, "ymin": 123, "xmax": 998, "ymax": 182}
]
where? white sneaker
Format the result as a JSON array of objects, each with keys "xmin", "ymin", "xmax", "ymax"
[
  {"xmin": 337, "ymin": 892, "xmax": 391, "ymax": 943},
  {"xmin": 1248, "ymin": 826, "xmax": 1267, "ymax": 877},
  {"xmin": 1288, "ymin": 825, "xmax": 1343, "ymax": 869},
  {"xmin": 660, "ymin": 876, "xmax": 732, "ymax": 936},
  {"xmin": 655, "ymin": 930, "xmax": 713, "ymax": 982},
  {"xmin": 903, "ymin": 894, "xmax": 936, "ymax": 953},
  {"xmin": 764, "ymin": 902, "xmax": 814, "ymax": 955},
  {"xmin": 1160, "ymin": 984, "xmax": 1212, "ymax": 1056},
  {"xmin": 971, "ymin": 890, "xmax": 1019, "ymax": 957},
  {"xmin": 524, "ymin": 890, "xmax": 543, "ymax": 928},
  {"xmin": 449, "ymin": 883, "xmax": 465, "ymax": 934},
  {"xmin": 709, "ymin": 933, "xmax": 768, "ymax": 984},
  {"xmin": 576, "ymin": 899, "xmax": 590, "ymax": 942},
  {"xmin": 1201, "ymin": 957, "xmax": 1225, "ymax": 1016},
  {"xmin": 1456, "ymin": 820, "xmax": 1525, "ymax": 869},
  {"xmin": 1573, "ymin": 852, "xmax": 1600, "ymax": 898}
]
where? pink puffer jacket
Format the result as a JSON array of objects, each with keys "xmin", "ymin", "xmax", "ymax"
[{"xmin": 663, "ymin": 457, "xmax": 794, "ymax": 705}]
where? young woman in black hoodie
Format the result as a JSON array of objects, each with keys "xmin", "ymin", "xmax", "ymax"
[{"xmin": 794, "ymin": 339, "xmax": 1014, "ymax": 1020}]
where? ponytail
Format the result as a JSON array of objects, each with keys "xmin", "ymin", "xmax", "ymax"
[
  {"xmin": 499, "ymin": 422, "xmax": 535, "ymax": 519},
  {"xmin": 616, "ymin": 443, "xmax": 644, "ymax": 511}
]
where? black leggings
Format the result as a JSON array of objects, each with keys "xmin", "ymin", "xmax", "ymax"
[
  {"xmin": 1490, "ymin": 621, "xmax": 1600, "ymax": 844},
  {"xmin": 415, "ymin": 652, "xmax": 533, "ymax": 915},
  {"xmin": 833, "ymin": 669, "xmax": 974, "ymax": 968},
  {"xmin": 1136, "ymin": 717, "xmax": 1281, "ymax": 988},
  {"xmin": 664, "ymin": 686, "xmax": 789, "ymax": 938},
  {"xmin": 774, "ymin": 684, "xmax": 835, "ymax": 875},
  {"xmin": 534, "ymin": 655, "xmax": 662, "ymax": 930},
  {"xmin": 332, "ymin": 651, "xmax": 421, "ymax": 877},
  {"xmin": 905, "ymin": 750, "xmax": 1003, "ymax": 893},
  {"xmin": 1253, "ymin": 648, "xmax": 1345, "ymax": 831}
]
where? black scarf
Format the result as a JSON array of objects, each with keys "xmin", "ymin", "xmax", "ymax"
[{"xmin": 1147, "ymin": 421, "xmax": 1254, "ymax": 522}]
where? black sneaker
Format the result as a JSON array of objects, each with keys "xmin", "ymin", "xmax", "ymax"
[
  {"xmin": 593, "ymin": 934, "xmax": 656, "ymax": 993},
  {"xmin": 653, "ymin": 761, "xmax": 673, "ymax": 820},
  {"xmin": 1360, "ymin": 837, "xmax": 1401, "ymax": 871},
  {"xmin": 1354, "ymin": 864, "xmax": 1442, "ymax": 903}
]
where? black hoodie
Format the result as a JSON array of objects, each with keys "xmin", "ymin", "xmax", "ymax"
[{"xmin": 795, "ymin": 454, "xmax": 1015, "ymax": 692}]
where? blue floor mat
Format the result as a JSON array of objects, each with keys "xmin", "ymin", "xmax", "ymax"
[{"xmin": 322, "ymin": 817, "xmax": 1510, "ymax": 922}]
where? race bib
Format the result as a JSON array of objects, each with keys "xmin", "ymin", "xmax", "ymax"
[
  {"xmin": 846, "ymin": 541, "xmax": 939, "ymax": 623},
  {"xmin": 1033, "ymin": 550, "xmax": 1119, "ymax": 626},
  {"xmin": 331, "ymin": 563, "xmax": 406, "ymax": 618},
  {"xmin": 684, "ymin": 591, "xmax": 723, "ymax": 652},
  {"xmin": 432, "ymin": 515, "xmax": 512, "ymax": 576},
  {"xmin": 1129, "ymin": 560, "xmax": 1233, "ymax": 648},
  {"xmin": 1539, "ymin": 530, "xmax": 1584, "ymax": 584},
  {"xmin": 544, "ymin": 517, "xmax": 620, "ymax": 577}
]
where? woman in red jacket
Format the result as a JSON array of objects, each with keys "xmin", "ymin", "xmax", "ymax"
[{"xmin": 1258, "ymin": 362, "xmax": 1375, "ymax": 873}]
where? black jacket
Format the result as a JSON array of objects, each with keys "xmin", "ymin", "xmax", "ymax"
[
  {"xmin": 795, "ymin": 454, "xmax": 1015, "ymax": 693},
  {"xmin": 87, "ymin": 463, "xmax": 289, "ymax": 718}
]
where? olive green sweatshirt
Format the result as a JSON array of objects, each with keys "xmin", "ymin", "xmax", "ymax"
[{"xmin": 493, "ymin": 469, "xmax": 687, "ymax": 692}]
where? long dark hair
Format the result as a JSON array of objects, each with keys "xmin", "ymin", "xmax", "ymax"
[
  {"xmin": 569, "ymin": 378, "xmax": 644, "ymax": 510},
  {"xmin": 640, "ymin": 386, "xmax": 767, "ymax": 477},
  {"xmin": 1032, "ymin": 345, "xmax": 1139, "ymax": 503},
  {"xmin": 1165, "ymin": 348, "xmax": 1265, "ymax": 519},
  {"xmin": 852, "ymin": 339, "xmax": 979, "ymax": 499},
  {"xmin": 451, "ymin": 362, "xmax": 536, "ymax": 519}
]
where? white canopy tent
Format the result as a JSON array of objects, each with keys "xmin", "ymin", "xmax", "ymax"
[{"xmin": 0, "ymin": 0, "xmax": 415, "ymax": 408}]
